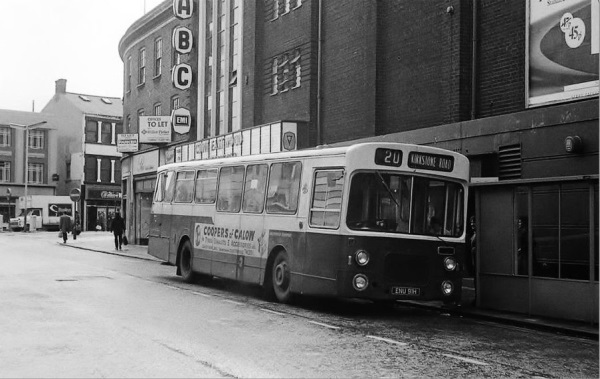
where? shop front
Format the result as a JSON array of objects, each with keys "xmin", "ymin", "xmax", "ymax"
[{"xmin": 84, "ymin": 186, "xmax": 122, "ymax": 231}]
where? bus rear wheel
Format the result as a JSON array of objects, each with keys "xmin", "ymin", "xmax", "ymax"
[
  {"xmin": 179, "ymin": 240, "xmax": 195, "ymax": 283},
  {"xmin": 271, "ymin": 250, "xmax": 292, "ymax": 303}
]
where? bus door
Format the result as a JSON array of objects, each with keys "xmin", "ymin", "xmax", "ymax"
[
  {"xmin": 148, "ymin": 171, "xmax": 174, "ymax": 261},
  {"xmin": 302, "ymin": 168, "xmax": 345, "ymax": 295},
  {"xmin": 238, "ymin": 164, "xmax": 269, "ymax": 283}
]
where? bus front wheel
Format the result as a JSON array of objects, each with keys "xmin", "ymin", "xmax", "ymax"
[
  {"xmin": 179, "ymin": 240, "xmax": 195, "ymax": 283},
  {"xmin": 270, "ymin": 250, "xmax": 292, "ymax": 303}
]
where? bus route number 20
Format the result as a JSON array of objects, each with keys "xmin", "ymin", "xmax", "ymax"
[{"xmin": 375, "ymin": 148, "xmax": 403, "ymax": 167}]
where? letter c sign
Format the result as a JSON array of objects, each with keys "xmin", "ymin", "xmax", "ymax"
[{"xmin": 172, "ymin": 63, "xmax": 192, "ymax": 90}]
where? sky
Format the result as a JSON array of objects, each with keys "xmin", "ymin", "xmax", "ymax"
[{"xmin": 0, "ymin": 0, "xmax": 165, "ymax": 112}]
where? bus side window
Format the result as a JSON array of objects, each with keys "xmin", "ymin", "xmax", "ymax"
[
  {"xmin": 195, "ymin": 169, "xmax": 218, "ymax": 204},
  {"xmin": 153, "ymin": 172, "xmax": 167, "ymax": 202},
  {"xmin": 217, "ymin": 166, "xmax": 244, "ymax": 212},
  {"xmin": 266, "ymin": 162, "xmax": 301, "ymax": 214},
  {"xmin": 174, "ymin": 171, "xmax": 195, "ymax": 203},
  {"xmin": 163, "ymin": 171, "xmax": 176, "ymax": 203},
  {"xmin": 309, "ymin": 169, "xmax": 344, "ymax": 228},
  {"xmin": 243, "ymin": 164, "xmax": 268, "ymax": 213}
]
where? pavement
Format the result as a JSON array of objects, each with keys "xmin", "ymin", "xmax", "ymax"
[{"xmin": 5, "ymin": 229, "xmax": 598, "ymax": 340}]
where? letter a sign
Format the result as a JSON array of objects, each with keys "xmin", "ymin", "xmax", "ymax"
[{"xmin": 173, "ymin": 0, "xmax": 193, "ymax": 20}]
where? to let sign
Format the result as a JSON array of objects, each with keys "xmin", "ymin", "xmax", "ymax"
[{"xmin": 139, "ymin": 116, "xmax": 171, "ymax": 143}]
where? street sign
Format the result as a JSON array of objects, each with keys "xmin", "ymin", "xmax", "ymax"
[{"xmin": 69, "ymin": 188, "xmax": 81, "ymax": 202}]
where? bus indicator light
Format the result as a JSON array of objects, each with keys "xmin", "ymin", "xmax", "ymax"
[
  {"xmin": 441, "ymin": 280, "xmax": 454, "ymax": 295},
  {"xmin": 444, "ymin": 257, "xmax": 457, "ymax": 271},
  {"xmin": 355, "ymin": 250, "xmax": 370, "ymax": 266}
]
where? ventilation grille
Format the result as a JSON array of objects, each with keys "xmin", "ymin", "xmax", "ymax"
[{"xmin": 498, "ymin": 143, "xmax": 522, "ymax": 180}]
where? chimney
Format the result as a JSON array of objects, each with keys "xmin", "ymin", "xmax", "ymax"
[{"xmin": 55, "ymin": 79, "xmax": 67, "ymax": 94}]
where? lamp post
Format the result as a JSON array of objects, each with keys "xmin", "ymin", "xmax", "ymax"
[
  {"xmin": 9, "ymin": 121, "xmax": 47, "ymax": 232},
  {"xmin": 6, "ymin": 188, "xmax": 11, "ymax": 232}
]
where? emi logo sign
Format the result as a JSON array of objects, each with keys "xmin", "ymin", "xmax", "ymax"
[
  {"xmin": 172, "ymin": 107, "xmax": 191, "ymax": 134},
  {"xmin": 282, "ymin": 132, "xmax": 296, "ymax": 151}
]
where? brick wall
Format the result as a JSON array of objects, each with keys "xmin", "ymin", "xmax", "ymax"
[{"xmin": 476, "ymin": 0, "xmax": 526, "ymax": 118}]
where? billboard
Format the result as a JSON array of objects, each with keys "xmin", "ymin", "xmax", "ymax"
[
  {"xmin": 139, "ymin": 116, "xmax": 171, "ymax": 143},
  {"xmin": 528, "ymin": 0, "xmax": 599, "ymax": 107},
  {"xmin": 117, "ymin": 133, "xmax": 139, "ymax": 153}
]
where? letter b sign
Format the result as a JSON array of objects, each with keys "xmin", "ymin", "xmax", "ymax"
[{"xmin": 173, "ymin": 27, "xmax": 193, "ymax": 54}]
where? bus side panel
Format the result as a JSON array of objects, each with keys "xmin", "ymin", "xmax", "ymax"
[
  {"xmin": 299, "ymin": 232, "xmax": 345, "ymax": 297},
  {"xmin": 207, "ymin": 213, "xmax": 240, "ymax": 280},
  {"xmin": 237, "ymin": 214, "xmax": 266, "ymax": 284}
]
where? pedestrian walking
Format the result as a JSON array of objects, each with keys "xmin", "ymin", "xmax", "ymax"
[
  {"xmin": 59, "ymin": 212, "xmax": 72, "ymax": 244},
  {"xmin": 110, "ymin": 212, "xmax": 126, "ymax": 250}
]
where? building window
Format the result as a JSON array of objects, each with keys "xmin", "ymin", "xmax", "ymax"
[
  {"xmin": 85, "ymin": 120, "xmax": 98, "ymax": 143},
  {"xmin": 28, "ymin": 163, "xmax": 44, "ymax": 184},
  {"xmin": 271, "ymin": 49, "xmax": 302, "ymax": 94},
  {"xmin": 28, "ymin": 130, "xmax": 44, "ymax": 149},
  {"xmin": 171, "ymin": 96, "xmax": 180, "ymax": 112},
  {"xmin": 154, "ymin": 103, "xmax": 162, "ymax": 116},
  {"xmin": 126, "ymin": 56, "xmax": 132, "ymax": 92},
  {"xmin": 66, "ymin": 161, "xmax": 71, "ymax": 180},
  {"xmin": 291, "ymin": 49, "xmax": 301, "ymax": 88},
  {"xmin": 271, "ymin": 57, "xmax": 279, "ymax": 94},
  {"xmin": 101, "ymin": 122, "xmax": 112, "ymax": 144},
  {"xmin": 154, "ymin": 38, "xmax": 162, "ymax": 77},
  {"xmin": 0, "ymin": 127, "xmax": 11, "ymax": 147},
  {"xmin": 0, "ymin": 161, "xmax": 10, "ymax": 182},
  {"xmin": 138, "ymin": 47, "xmax": 146, "ymax": 85},
  {"xmin": 271, "ymin": 0, "xmax": 279, "ymax": 20}
]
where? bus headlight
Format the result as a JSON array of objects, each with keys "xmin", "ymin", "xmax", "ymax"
[
  {"xmin": 353, "ymin": 274, "xmax": 369, "ymax": 291},
  {"xmin": 355, "ymin": 250, "xmax": 370, "ymax": 266},
  {"xmin": 443, "ymin": 257, "xmax": 457, "ymax": 271},
  {"xmin": 441, "ymin": 280, "xmax": 454, "ymax": 295}
]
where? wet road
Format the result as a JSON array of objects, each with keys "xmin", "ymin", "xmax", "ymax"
[{"xmin": 0, "ymin": 233, "xmax": 597, "ymax": 378}]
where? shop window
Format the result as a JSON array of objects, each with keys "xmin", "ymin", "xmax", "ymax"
[
  {"xmin": 242, "ymin": 164, "xmax": 268, "ymax": 213},
  {"xmin": 174, "ymin": 171, "xmax": 195, "ymax": 203},
  {"xmin": 560, "ymin": 183, "xmax": 590, "ymax": 280},
  {"xmin": 267, "ymin": 162, "xmax": 301, "ymax": 215},
  {"xmin": 217, "ymin": 166, "xmax": 244, "ymax": 212},
  {"xmin": 515, "ymin": 186, "xmax": 530, "ymax": 276},
  {"xmin": 310, "ymin": 169, "xmax": 344, "ymax": 228},
  {"xmin": 532, "ymin": 185, "xmax": 560, "ymax": 278},
  {"xmin": 195, "ymin": 169, "xmax": 217, "ymax": 204}
]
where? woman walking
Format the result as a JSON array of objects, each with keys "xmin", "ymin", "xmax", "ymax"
[{"xmin": 110, "ymin": 212, "xmax": 126, "ymax": 250}]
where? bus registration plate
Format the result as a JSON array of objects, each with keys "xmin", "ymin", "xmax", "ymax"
[{"xmin": 391, "ymin": 287, "xmax": 420, "ymax": 296}]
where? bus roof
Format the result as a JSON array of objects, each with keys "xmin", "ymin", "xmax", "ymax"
[{"xmin": 157, "ymin": 142, "xmax": 469, "ymax": 180}]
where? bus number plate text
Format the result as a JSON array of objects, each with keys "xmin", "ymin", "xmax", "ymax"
[{"xmin": 391, "ymin": 287, "xmax": 420, "ymax": 296}]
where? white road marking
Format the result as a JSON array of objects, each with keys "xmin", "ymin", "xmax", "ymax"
[
  {"xmin": 223, "ymin": 299, "xmax": 243, "ymax": 305},
  {"xmin": 366, "ymin": 335, "xmax": 407, "ymax": 346},
  {"xmin": 260, "ymin": 308, "xmax": 286, "ymax": 316},
  {"xmin": 191, "ymin": 291, "xmax": 211, "ymax": 298},
  {"xmin": 442, "ymin": 353, "xmax": 489, "ymax": 366},
  {"xmin": 308, "ymin": 320, "xmax": 340, "ymax": 330}
]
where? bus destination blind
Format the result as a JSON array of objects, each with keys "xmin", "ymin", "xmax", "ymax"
[{"xmin": 407, "ymin": 152, "xmax": 454, "ymax": 172}]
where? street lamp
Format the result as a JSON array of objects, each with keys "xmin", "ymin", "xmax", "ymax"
[{"xmin": 9, "ymin": 121, "xmax": 47, "ymax": 232}]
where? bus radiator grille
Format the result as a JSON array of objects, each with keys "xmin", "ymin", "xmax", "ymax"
[{"xmin": 384, "ymin": 254, "xmax": 429, "ymax": 285}]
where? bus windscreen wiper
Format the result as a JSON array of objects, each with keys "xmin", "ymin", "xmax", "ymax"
[{"xmin": 376, "ymin": 171, "xmax": 401, "ymax": 208}]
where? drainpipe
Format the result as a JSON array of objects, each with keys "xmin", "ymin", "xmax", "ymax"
[
  {"xmin": 316, "ymin": 0, "xmax": 323, "ymax": 145},
  {"xmin": 470, "ymin": 0, "xmax": 478, "ymax": 120}
]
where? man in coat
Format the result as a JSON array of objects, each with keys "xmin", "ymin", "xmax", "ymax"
[
  {"xmin": 110, "ymin": 212, "xmax": 126, "ymax": 250},
  {"xmin": 59, "ymin": 212, "xmax": 72, "ymax": 243}
]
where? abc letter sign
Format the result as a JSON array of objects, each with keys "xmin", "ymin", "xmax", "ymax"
[
  {"xmin": 172, "ymin": 26, "xmax": 193, "ymax": 54},
  {"xmin": 172, "ymin": 63, "xmax": 192, "ymax": 90},
  {"xmin": 173, "ymin": 0, "xmax": 193, "ymax": 20}
]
